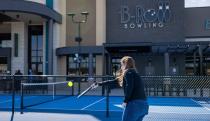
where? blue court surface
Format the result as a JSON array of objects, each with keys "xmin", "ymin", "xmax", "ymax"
[{"xmin": 0, "ymin": 95, "xmax": 210, "ymax": 121}]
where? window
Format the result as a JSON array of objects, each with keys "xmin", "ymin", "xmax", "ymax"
[
  {"xmin": 185, "ymin": 55, "xmax": 207, "ymax": 75},
  {"xmin": 111, "ymin": 58, "xmax": 121, "ymax": 76},
  {"xmin": 67, "ymin": 55, "xmax": 96, "ymax": 75},
  {"xmin": 0, "ymin": 57, "xmax": 8, "ymax": 75}
]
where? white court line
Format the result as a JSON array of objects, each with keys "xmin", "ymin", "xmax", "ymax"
[
  {"xmin": 191, "ymin": 99, "xmax": 210, "ymax": 111},
  {"xmin": 81, "ymin": 97, "xmax": 106, "ymax": 110}
]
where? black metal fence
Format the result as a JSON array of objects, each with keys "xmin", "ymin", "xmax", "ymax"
[
  {"xmin": 0, "ymin": 75, "xmax": 210, "ymax": 116},
  {"xmin": 142, "ymin": 76, "xmax": 210, "ymax": 97}
]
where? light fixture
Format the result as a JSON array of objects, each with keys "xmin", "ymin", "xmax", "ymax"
[
  {"xmin": 67, "ymin": 11, "xmax": 89, "ymax": 95},
  {"xmin": 67, "ymin": 13, "xmax": 75, "ymax": 17},
  {"xmin": 81, "ymin": 11, "xmax": 89, "ymax": 16}
]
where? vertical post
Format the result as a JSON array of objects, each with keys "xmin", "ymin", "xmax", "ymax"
[
  {"xmin": 10, "ymin": 76, "xmax": 15, "ymax": 121},
  {"xmin": 46, "ymin": 0, "xmax": 53, "ymax": 74},
  {"xmin": 67, "ymin": 12, "xmax": 89, "ymax": 94},
  {"xmin": 67, "ymin": 58, "xmax": 74, "ymax": 95},
  {"xmin": 12, "ymin": 75, "xmax": 15, "ymax": 114},
  {"xmin": 78, "ymin": 22, "xmax": 81, "ymax": 37},
  {"xmin": 78, "ymin": 40, "xmax": 81, "ymax": 95},
  {"xmin": 89, "ymin": 53, "xmax": 93, "ymax": 76},
  {"xmin": 106, "ymin": 85, "xmax": 110, "ymax": 117},
  {"xmin": 193, "ymin": 52, "xmax": 197, "ymax": 75},
  {"xmin": 53, "ymin": 76, "xmax": 56, "ymax": 95},
  {"xmin": 164, "ymin": 52, "xmax": 170, "ymax": 76},
  {"xmin": 72, "ymin": 81, "xmax": 74, "ymax": 96},
  {"xmin": 53, "ymin": 84, "xmax": 55, "ymax": 100},
  {"xmin": 102, "ymin": 45, "xmax": 106, "ymax": 96},
  {"xmin": 198, "ymin": 46, "xmax": 203, "ymax": 75},
  {"xmin": 108, "ymin": 54, "xmax": 111, "ymax": 75},
  {"xmin": 164, "ymin": 52, "xmax": 170, "ymax": 96},
  {"xmin": 20, "ymin": 83, "xmax": 24, "ymax": 114}
]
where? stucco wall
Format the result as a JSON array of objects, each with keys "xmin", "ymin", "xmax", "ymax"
[{"xmin": 66, "ymin": 0, "xmax": 96, "ymax": 46}]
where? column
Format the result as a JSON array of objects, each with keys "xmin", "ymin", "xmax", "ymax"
[
  {"xmin": 102, "ymin": 45, "xmax": 106, "ymax": 75},
  {"xmin": 11, "ymin": 22, "xmax": 27, "ymax": 74},
  {"xmin": 48, "ymin": 19, "xmax": 53, "ymax": 75},
  {"xmin": 164, "ymin": 52, "xmax": 170, "ymax": 96},
  {"xmin": 53, "ymin": 0, "xmax": 67, "ymax": 75},
  {"xmin": 107, "ymin": 53, "xmax": 112, "ymax": 75},
  {"xmin": 96, "ymin": 0, "xmax": 106, "ymax": 45}
]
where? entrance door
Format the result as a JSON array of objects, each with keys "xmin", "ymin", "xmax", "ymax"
[{"xmin": 28, "ymin": 26, "xmax": 43, "ymax": 75}]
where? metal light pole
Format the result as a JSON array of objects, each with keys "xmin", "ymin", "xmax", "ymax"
[{"xmin": 67, "ymin": 11, "xmax": 89, "ymax": 95}]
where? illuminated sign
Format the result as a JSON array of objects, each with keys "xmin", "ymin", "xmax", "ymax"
[
  {"xmin": 120, "ymin": 0, "xmax": 171, "ymax": 29},
  {"xmin": 106, "ymin": 0, "xmax": 184, "ymax": 43}
]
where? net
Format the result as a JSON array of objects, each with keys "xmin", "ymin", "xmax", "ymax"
[{"xmin": 20, "ymin": 78, "xmax": 73, "ymax": 112}]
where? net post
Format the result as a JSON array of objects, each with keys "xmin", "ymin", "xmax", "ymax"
[
  {"xmin": 72, "ymin": 81, "xmax": 74, "ymax": 96},
  {"xmin": 68, "ymin": 75, "xmax": 74, "ymax": 96},
  {"xmin": 53, "ymin": 84, "xmax": 55, "ymax": 100},
  {"xmin": 53, "ymin": 76, "xmax": 56, "ymax": 95},
  {"xmin": 78, "ymin": 76, "xmax": 81, "ymax": 95},
  {"xmin": 12, "ymin": 75, "xmax": 15, "ymax": 114},
  {"xmin": 20, "ymin": 83, "xmax": 24, "ymax": 114},
  {"xmin": 102, "ymin": 76, "xmax": 105, "ymax": 96}
]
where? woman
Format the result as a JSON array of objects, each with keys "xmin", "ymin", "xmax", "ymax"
[{"xmin": 116, "ymin": 56, "xmax": 149, "ymax": 121}]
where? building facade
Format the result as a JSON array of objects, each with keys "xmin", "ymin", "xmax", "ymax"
[
  {"xmin": 0, "ymin": 0, "xmax": 65, "ymax": 75},
  {"xmin": 1, "ymin": 0, "xmax": 210, "ymax": 76}
]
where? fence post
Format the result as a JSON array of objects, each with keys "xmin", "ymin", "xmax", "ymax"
[
  {"xmin": 20, "ymin": 82, "xmax": 24, "ymax": 114},
  {"xmin": 106, "ymin": 84, "xmax": 110, "ymax": 117},
  {"xmin": 12, "ymin": 75, "xmax": 15, "ymax": 114}
]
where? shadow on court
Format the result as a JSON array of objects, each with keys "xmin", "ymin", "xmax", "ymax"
[{"xmin": 1, "ymin": 111, "xmax": 121, "ymax": 121}]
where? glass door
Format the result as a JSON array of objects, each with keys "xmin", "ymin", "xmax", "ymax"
[{"xmin": 28, "ymin": 26, "xmax": 43, "ymax": 75}]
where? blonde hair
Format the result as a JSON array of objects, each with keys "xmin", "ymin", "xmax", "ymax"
[{"xmin": 116, "ymin": 56, "xmax": 136, "ymax": 86}]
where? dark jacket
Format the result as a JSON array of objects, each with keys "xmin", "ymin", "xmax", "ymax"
[{"xmin": 123, "ymin": 68, "xmax": 146, "ymax": 103}]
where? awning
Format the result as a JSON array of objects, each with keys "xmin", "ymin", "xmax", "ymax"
[
  {"xmin": 0, "ymin": 0, "xmax": 62, "ymax": 23},
  {"xmin": 56, "ymin": 46, "xmax": 104, "ymax": 56},
  {"xmin": 104, "ymin": 41, "xmax": 210, "ymax": 54}
]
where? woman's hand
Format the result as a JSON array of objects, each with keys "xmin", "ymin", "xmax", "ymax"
[{"xmin": 122, "ymin": 102, "xmax": 127, "ymax": 108}]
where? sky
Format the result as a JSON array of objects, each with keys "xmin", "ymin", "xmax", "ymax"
[{"xmin": 185, "ymin": 0, "xmax": 210, "ymax": 7}]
